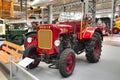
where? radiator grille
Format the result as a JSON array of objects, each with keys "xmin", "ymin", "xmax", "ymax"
[{"xmin": 38, "ymin": 29, "xmax": 52, "ymax": 49}]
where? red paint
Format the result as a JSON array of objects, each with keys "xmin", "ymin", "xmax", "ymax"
[
  {"xmin": 25, "ymin": 36, "xmax": 37, "ymax": 48},
  {"xmin": 36, "ymin": 20, "xmax": 102, "ymax": 55},
  {"xmin": 65, "ymin": 53, "xmax": 75, "ymax": 72},
  {"xmin": 113, "ymin": 29, "xmax": 118, "ymax": 33},
  {"xmin": 82, "ymin": 27, "xmax": 97, "ymax": 38}
]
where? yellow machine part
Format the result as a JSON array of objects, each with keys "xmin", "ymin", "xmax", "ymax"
[{"xmin": 114, "ymin": 20, "xmax": 120, "ymax": 29}]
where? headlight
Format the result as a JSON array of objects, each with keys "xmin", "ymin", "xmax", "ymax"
[
  {"xmin": 102, "ymin": 30, "xmax": 105, "ymax": 34},
  {"xmin": 27, "ymin": 37, "xmax": 32, "ymax": 43},
  {"xmin": 54, "ymin": 40, "xmax": 60, "ymax": 47}
]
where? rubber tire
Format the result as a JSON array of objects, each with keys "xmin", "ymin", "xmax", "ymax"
[
  {"xmin": 85, "ymin": 32, "xmax": 102, "ymax": 63},
  {"xmin": 112, "ymin": 28, "xmax": 119, "ymax": 34},
  {"xmin": 24, "ymin": 33, "xmax": 36, "ymax": 48},
  {"xmin": 59, "ymin": 48, "xmax": 76, "ymax": 77},
  {"xmin": 23, "ymin": 45, "xmax": 40, "ymax": 69}
]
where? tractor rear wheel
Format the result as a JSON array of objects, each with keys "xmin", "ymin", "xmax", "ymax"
[
  {"xmin": 59, "ymin": 48, "xmax": 76, "ymax": 77},
  {"xmin": 23, "ymin": 45, "xmax": 40, "ymax": 69},
  {"xmin": 85, "ymin": 32, "xmax": 102, "ymax": 63}
]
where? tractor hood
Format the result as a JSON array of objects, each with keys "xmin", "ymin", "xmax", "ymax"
[
  {"xmin": 37, "ymin": 24, "xmax": 73, "ymax": 54},
  {"xmin": 54, "ymin": 24, "xmax": 73, "ymax": 34},
  {"xmin": 37, "ymin": 24, "xmax": 73, "ymax": 34}
]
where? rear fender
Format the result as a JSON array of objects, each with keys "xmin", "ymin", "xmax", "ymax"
[{"xmin": 82, "ymin": 27, "xmax": 102, "ymax": 39}]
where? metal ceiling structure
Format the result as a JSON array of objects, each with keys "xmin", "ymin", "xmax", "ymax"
[
  {"xmin": 1, "ymin": 0, "xmax": 119, "ymax": 21},
  {"xmin": 89, "ymin": 0, "xmax": 96, "ymax": 25}
]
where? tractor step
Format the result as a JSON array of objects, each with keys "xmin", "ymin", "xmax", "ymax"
[
  {"xmin": 48, "ymin": 64, "xmax": 58, "ymax": 69},
  {"xmin": 78, "ymin": 49, "xmax": 84, "ymax": 54}
]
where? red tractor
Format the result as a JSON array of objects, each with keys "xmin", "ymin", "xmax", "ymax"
[{"xmin": 23, "ymin": 19, "xmax": 103, "ymax": 77}]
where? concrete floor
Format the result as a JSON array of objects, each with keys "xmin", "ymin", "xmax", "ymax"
[
  {"xmin": 0, "ymin": 71, "xmax": 8, "ymax": 80},
  {"xmin": 0, "ymin": 35, "xmax": 120, "ymax": 80}
]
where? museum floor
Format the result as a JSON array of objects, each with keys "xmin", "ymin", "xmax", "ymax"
[{"xmin": 0, "ymin": 34, "xmax": 120, "ymax": 80}]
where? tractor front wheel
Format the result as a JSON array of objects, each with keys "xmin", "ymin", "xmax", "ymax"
[
  {"xmin": 85, "ymin": 32, "xmax": 102, "ymax": 63},
  {"xmin": 23, "ymin": 45, "xmax": 40, "ymax": 69},
  {"xmin": 59, "ymin": 48, "xmax": 76, "ymax": 77}
]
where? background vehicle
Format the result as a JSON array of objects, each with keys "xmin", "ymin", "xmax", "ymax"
[
  {"xmin": 0, "ymin": 19, "xmax": 6, "ymax": 38},
  {"xmin": 96, "ymin": 17, "xmax": 111, "ymax": 36},
  {"xmin": 112, "ymin": 17, "xmax": 120, "ymax": 34},
  {"xmin": 23, "ymin": 16, "xmax": 103, "ymax": 77},
  {"xmin": 6, "ymin": 21, "xmax": 29, "ymax": 45},
  {"xmin": 5, "ymin": 20, "xmax": 39, "ymax": 46}
]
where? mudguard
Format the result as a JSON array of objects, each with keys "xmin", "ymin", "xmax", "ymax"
[
  {"xmin": 24, "ymin": 31, "xmax": 37, "ymax": 48},
  {"xmin": 82, "ymin": 27, "xmax": 102, "ymax": 39},
  {"xmin": 25, "ymin": 31, "xmax": 36, "ymax": 37}
]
